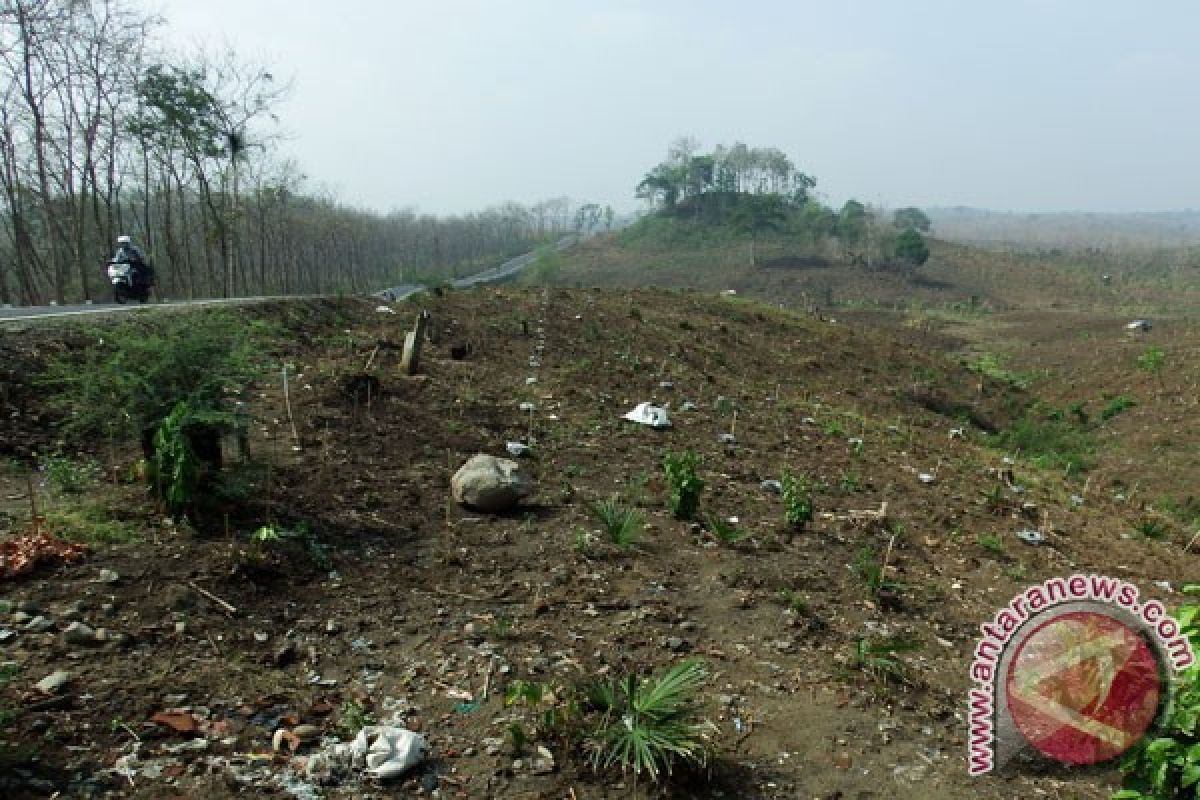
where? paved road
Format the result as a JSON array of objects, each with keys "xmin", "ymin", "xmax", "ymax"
[
  {"xmin": 372, "ymin": 235, "xmax": 575, "ymax": 300},
  {"xmin": 1, "ymin": 236, "xmax": 575, "ymax": 321}
]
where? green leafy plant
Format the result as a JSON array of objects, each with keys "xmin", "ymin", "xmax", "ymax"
[
  {"xmin": 663, "ymin": 450, "xmax": 703, "ymax": 521},
  {"xmin": 585, "ymin": 661, "xmax": 715, "ymax": 783},
  {"xmin": 991, "ymin": 407, "xmax": 1094, "ymax": 476},
  {"xmin": 838, "ymin": 470, "xmax": 864, "ymax": 494},
  {"xmin": 1114, "ymin": 586, "xmax": 1199, "ymax": 799},
  {"xmin": 776, "ymin": 589, "xmax": 809, "ymax": 615},
  {"xmin": 852, "ymin": 637, "xmax": 922, "ymax": 685},
  {"xmin": 852, "ymin": 546, "xmax": 904, "ymax": 597},
  {"xmin": 338, "ymin": 699, "xmax": 372, "ymax": 736},
  {"xmin": 1102, "ymin": 394, "xmax": 1137, "ymax": 421},
  {"xmin": 704, "ymin": 513, "xmax": 745, "ymax": 545},
  {"xmin": 587, "ymin": 496, "xmax": 643, "ymax": 548},
  {"xmin": 977, "ymin": 533, "xmax": 1006, "ymax": 555},
  {"xmin": 1132, "ymin": 518, "xmax": 1170, "ymax": 541},
  {"xmin": 150, "ymin": 401, "xmax": 201, "ymax": 516},
  {"xmin": 1137, "ymin": 345, "xmax": 1167, "ymax": 374},
  {"xmin": 780, "ymin": 470, "xmax": 813, "ymax": 529}
]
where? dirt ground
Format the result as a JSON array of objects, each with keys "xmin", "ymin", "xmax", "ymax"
[{"xmin": 0, "ymin": 290, "xmax": 1195, "ymax": 799}]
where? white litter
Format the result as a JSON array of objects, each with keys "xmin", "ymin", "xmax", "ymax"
[
  {"xmin": 917, "ymin": 473, "xmax": 936, "ymax": 484},
  {"xmin": 375, "ymin": 305, "xmax": 396, "ymax": 314},
  {"xmin": 717, "ymin": 432, "xmax": 736, "ymax": 444},
  {"xmin": 506, "ymin": 441, "xmax": 531, "ymax": 457},
  {"xmin": 1015, "ymin": 529, "xmax": 1044, "ymax": 545},
  {"xmin": 351, "ymin": 726, "xmax": 427, "ymax": 780},
  {"xmin": 623, "ymin": 402, "xmax": 671, "ymax": 429}
]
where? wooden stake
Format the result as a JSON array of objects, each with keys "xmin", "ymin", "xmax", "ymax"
[
  {"xmin": 281, "ymin": 365, "xmax": 299, "ymax": 445},
  {"xmin": 188, "ymin": 581, "xmax": 239, "ymax": 616}
]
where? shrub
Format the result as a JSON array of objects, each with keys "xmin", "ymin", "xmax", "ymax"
[
  {"xmin": 585, "ymin": 661, "xmax": 715, "ymax": 783},
  {"xmin": 42, "ymin": 311, "xmax": 263, "ymax": 441},
  {"xmin": 663, "ymin": 450, "xmax": 703, "ymax": 520}
]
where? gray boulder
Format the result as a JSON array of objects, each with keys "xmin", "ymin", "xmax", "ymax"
[{"xmin": 451, "ymin": 454, "xmax": 532, "ymax": 512}]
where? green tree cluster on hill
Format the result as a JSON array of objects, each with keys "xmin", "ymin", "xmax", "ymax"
[{"xmin": 633, "ymin": 138, "xmax": 930, "ymax": 272}]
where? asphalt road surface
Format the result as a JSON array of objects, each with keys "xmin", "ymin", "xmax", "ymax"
[{"xmin": 1, "ymin": 236, "xmax": 575, "ymax": 322}]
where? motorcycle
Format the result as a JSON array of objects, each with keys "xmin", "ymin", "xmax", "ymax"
[{"xmin": 106, "ymin": 260, "xmax": 154, "ymax": 304}]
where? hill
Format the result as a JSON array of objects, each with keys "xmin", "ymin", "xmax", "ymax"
[
  {"xmin": 0, "ymin": 289, "xmax": 1195, "ymax": 798},
  {"xmin": 524, "ymin": 217, "xmax": 1200, "ymax": 314}
]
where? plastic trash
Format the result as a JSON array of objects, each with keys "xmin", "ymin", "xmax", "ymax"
[
  {"xmin": 623, "ymin": 402, "xmax": 671, "ymax": 429},
  {"xmin": 1016, "ymin": 529, "xmax": 1044, "ymax": 545},
  {"xmin": 350, "ymin": 726, "xmax": 427, "ymax": 780}
]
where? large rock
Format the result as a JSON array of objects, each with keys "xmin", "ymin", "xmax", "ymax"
[{"xmin": 451, "ymin": 454, "xmax": 532, "ymax": 512}]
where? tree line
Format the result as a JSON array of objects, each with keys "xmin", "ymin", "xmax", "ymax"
[
  {"xmin": 635, "ymin": 137, "xmax": 930, "ymax": 271},
  {"xmin": 0, "ymin": 0, "xmax": 591, "ymax": 306}
]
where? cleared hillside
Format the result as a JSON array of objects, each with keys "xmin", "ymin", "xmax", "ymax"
[{"xmin": 0, "ymin": 289, "xmax": 1194, "ymax": 798}]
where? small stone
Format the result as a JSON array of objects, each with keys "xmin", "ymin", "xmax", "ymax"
[
  {"xmin": 97, "ymin": 569, "xmax": 119, "ymax": 584},
  {"xmin": 273, "ymin": 641, "xmax": 298, "ymax": 667},
  {"xmin": 35, "ymin": 670, "xmax": 70, "ymax": 694},
  {"xmin": 24, "ymin": 615, "xmax": 53, "ymax": 633},
  {"xmin": 665, "ymin": 637, "xmax": 689, "ymax": 653},
  {"xmin": 254, "ymin": 631, "xmax": 269, "ymax": 643},
  {"xmin": 100, "ymin": 603, "xmax": 115, "ymax": 616},
  {"xmin": 719, "ymin": 694, "xmax": 735, "ymax": 707},
  {"xmin": 63, "ymin": 621, "xmax": 97, "ymax": 645},
  {"xmin": 760, "ymin": 479, "xmax": 783, "ymax": 494},
  {"xmin": 717, "ymin": 433, "xmax": 736, "ymax": 444},
  {"xmin": 293, "ymin": 724, "xmax": 321, "ymax": 742},
  {"xmin": 325, "ymin": 619, "xmax": 342, "ymax": 634},
  {"xmin": 0, "ymin": 629, "xmax": 15, "ymax": 643},
  {"xmin": 11, "ymin": 611, "xmax": 31, "ymax": 625}
]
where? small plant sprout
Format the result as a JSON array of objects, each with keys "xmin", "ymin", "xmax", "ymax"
[
  {"xmin": 587, "ymin": 496, "xmax": 642, "ymax": 548},
  {"xmin": 852, "ymin": 636, "xmax": 922, "ymax": 685},
  {"xmin": 977, "ymin": 533, "xmax": 1006, "ymax": 555},
  {"xmin": 704, "ymin": 512, "xmax": 746, "ymax": 545}
]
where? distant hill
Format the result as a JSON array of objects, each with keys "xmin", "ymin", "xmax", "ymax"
[{"xmin": 927, "ymin": 207, "xmax": 1200, "ymax": 249}]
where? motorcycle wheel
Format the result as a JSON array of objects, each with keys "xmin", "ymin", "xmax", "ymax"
[{"xmin": 113, "ymin": 284, "xmax": 128, "ymax": 304}]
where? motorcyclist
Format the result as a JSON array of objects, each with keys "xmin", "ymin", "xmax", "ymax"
[{"xmin": 111, "ymin": 235, "xmax": 152, "ymax": 287}]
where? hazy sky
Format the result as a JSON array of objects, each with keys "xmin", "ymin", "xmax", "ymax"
[{"xmin": 149, "ymin": 0, "xmax": 1200, "ymax": 215}]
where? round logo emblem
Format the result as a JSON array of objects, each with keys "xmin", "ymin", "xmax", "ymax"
[{"xmin": 1005, "ymin": 609, "xmax": 1163, "ymax": 765}]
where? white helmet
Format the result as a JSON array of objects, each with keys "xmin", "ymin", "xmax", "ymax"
[{"xmin": 117, "ymin": 235, "xmax": 131, "ymax": 244}]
